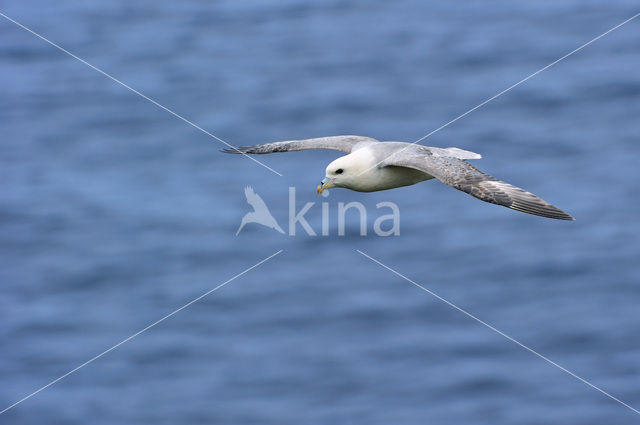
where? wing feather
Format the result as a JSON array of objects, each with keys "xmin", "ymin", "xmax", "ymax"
[
  {"xmin": 381, "ymin": 147, "xmax": 574, "ymax": 220},
  {"xmin": 221, "ymin": 135, "xmax": 378, "ymax": 154}
]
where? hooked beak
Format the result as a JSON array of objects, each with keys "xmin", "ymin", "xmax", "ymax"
[{"xmin": 316, "ymin": 177, "xmax": 335, "ymax": 194}]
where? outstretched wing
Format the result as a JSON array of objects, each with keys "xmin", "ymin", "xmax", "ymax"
[
  {"xmin": 222, "ymin": 135, "xmax": 379, "ymax": 154},
  {"xmin": 381, "ymin": 147, "xmax": 574, "ymax": 220}
]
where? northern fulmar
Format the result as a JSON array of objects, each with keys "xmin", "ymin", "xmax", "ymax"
[{"xmin": 222, "ymin": 135, "xmax": 574, "ymax": 220}]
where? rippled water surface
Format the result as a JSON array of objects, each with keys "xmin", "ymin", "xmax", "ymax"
[{"xmin": 1, "ymin": 1, "xmax": 639, "ymax": 424}]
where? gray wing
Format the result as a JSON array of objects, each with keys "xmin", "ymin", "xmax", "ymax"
[
  {"xmin": 221, "ymin": 135, "xmax": 379, "ymax": 155},
  {"xmin": 381, "ymin": 147, "xmax": 574, "ymax": 220}
]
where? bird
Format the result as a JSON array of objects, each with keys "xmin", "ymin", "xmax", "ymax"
[
  {"xmin": 236, "ymin": 186, "xmax": 286, "ymax": 235},
  {"xmin": 222, "ymin": 135, "xmax": 574, "ymax": 220}
]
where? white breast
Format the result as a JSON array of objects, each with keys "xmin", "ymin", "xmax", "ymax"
[
  {"xmin": 333, "ymin": 145, "xmax": 432, "ymax": 192},
  {"xmin": 355, "ymin": 166, "xmax": 432, "ymax": 192}
]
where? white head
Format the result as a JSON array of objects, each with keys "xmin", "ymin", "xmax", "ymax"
[{"xmin": 316, "ymin": 151, "xmax": 372, "ymax": 194}]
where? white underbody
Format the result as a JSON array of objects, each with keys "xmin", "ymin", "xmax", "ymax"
[
  {"xmin": 348, "ymin": 166, "xmax": 433, "ymax": 192},
  {"xmin": 329, "ymin": 146, "xmax": 434, "ymax": 192}
]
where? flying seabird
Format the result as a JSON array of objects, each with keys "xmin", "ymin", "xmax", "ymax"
[{"xmin": 222, "ymin": 135, "xmax": 574, "ymax": 220}]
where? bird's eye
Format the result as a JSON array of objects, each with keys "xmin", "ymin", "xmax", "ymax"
[{"xmin": 336, "ymin": 168, "xmax": 344, "ymax": 174}]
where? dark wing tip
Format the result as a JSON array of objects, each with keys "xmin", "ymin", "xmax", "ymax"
[
  {"xmin": 512, "ymin": 206, "xmax": 575, "ymax": 220},
  {"xmin": 508, "ymin": 198, "xmax": 575, "ymax": 221},
  {"xmin": 221, "ymin": 145, "xmax": 251, "ymax": 154},
  {"xmin": 473, "ymin": 180, "xmax": 575, "ymax": 221},
  {"xmin": 561, "ymin": 211, "xmax": 576, "ymax": 221}
]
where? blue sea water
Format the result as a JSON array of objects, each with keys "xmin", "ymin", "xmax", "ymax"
[{"xmin": 1, "ymin": 1, "xmax": 639, "ymax": 424}]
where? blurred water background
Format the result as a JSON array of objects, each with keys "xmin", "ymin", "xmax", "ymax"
[{"xmin": 1, "ymin": 1, "xmax": 639, "ymax": 424}]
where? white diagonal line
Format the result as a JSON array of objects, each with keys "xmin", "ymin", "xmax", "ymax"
[
  {"xmin": 356, "ymin": 249, "xmax": 640, "ymax": 416},
  {"xmin": 361, "ymin": 11, "xmax": 640, "ymax": 175},
  {"xmin": 0, "ymin": 11, "xmax": 283, "ymax": 177},
  {"xmin": 411, "ymin": 12, "xmax": 640, "ymax": 146},
  {"xmin": 0, "ymin": 249, "xmax": 283, "ymax": 415}
]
